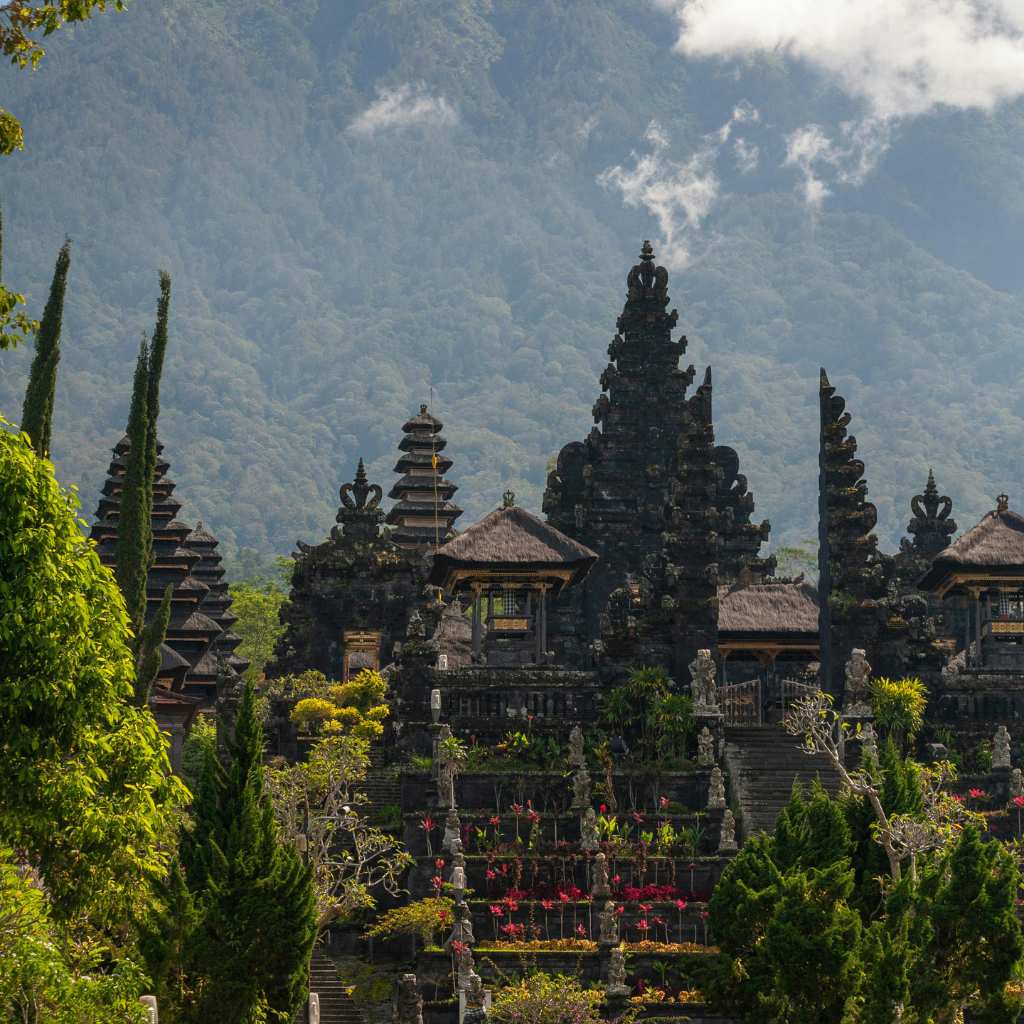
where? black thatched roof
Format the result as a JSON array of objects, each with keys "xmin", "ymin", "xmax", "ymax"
[
  {"xmin": 919, "ymin": 503, "xmax": 1024, "ymax": 589},
  {"xmin": 429, "ymin": 506, "xmax": 597, "ymax": 587},
  {"xmin": 718, "ymin": 580, "xmax": 820, "ymax": 635}
]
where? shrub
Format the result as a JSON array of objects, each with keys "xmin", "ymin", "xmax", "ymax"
[
  {"xmin": 868, "ymin": 676, "xmax": 927, "ymax": 744},
  {"xmin": 363, "ymin": 897, "xmax": 455, "ymax": 946},
  {"xmin": 488, "ymin": 973, "xmax": 604, "ymax": 1024}
]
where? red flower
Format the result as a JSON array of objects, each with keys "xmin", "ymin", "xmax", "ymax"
[
  {"xmin": 499, "ymin": 863, "xmax": 509, "ymax": 875},
  {"xmin": 674, "ymin": 899, "xmax": 688, "ymax": 911},
  {"xmin": 431, "ymin": 876, "xmax": 444, "ymax": 893},
  {"xmin": 559, "ymin": 891, "xmax": 571, "ymax": 904},
  {"xmin": 511, "ymin": 803, "xmax": 523, "ymax": 816},
  {"xmin": 485, "ymin": 869, "xmax": 497, "ymax": 880},
  {"xmin": 541, "ymin": 899, "xmax": 554, "ymax": 911},
  {"xmin": 612, "ymin": 875, "xmax": 622, "ymax": 886},
  {"xmin": 435, "ymin": 858, "xmax": 445, "ymax": 870},
  {"xmin": 528, "ymin": 809, "xmax": 540, "ymax": 824},
  {"xmin": 489, "ymin": 905, "xmax": 504, "ymax": 917},
  {"xmin": 632, "ymin": 811, "xmax": 645, "ymax": 824},
  {"xmin": 952, "ymin": 793, "xmax": 965, "ymax": 804},
  {"xmin": 700, "ymin": 910, "xmax": 710, "ymax": 920},
  {"xmin": 615, "ymin": 905, "xmax": 625, "ymax": 916},
  {"xmin": 599, "ymin": 804, "xmax": 607, "ymax": 814},
  {"xmin": 576, "ymin": 922, "xmax": 587, "ymax": 938},
  {"xmin": 639, "ymin": 903, "xmax": 652, "ymax": 913},
  {"xmin": 438, "ymin": 909, "xmax": 450, "ymax": 924},
  {"xmin": 489, "ymin": 815, "xmax": 501, "ymax": 826},
  {"xmin": 636, "ymin": 918, "xmax": 650, "ymax": 932},
  {"xmin": 1013, "ymin": 796, "xmax": 1024, "ymax": 809},
  {"xmin": 969, "ymin": 787, "xmax": 987, "ymax": 800},
  {"xmin": 451, "ymin": 939, "xmax": 467, "ymax": 955},
  {"xmin": 420, "ymin": 816, "xmax": 435, "ymax": 831}
]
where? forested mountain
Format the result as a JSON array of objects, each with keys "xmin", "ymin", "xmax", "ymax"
[{"xmin": 2, "ymin": 0, "xmax": 1023, "ymax": 569}]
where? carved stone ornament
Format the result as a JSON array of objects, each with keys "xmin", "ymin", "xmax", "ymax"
[
  {"xmin": 718, "ymin": 808, "xmax": 738, "ymax": 853},
  {"xmin": 568, "ymin": 724, "xmax": 585, "ymax": 769},
  {"xmin": 394, "ymin": 975, "xmax": 423, "ymax": 1024},
  {"xmin": 592, "ymin": 851, "xmax": 611, "ymax": 898},
  {"xmin": 859, "ymin": 722, "xmax": 878, "ymax": 762},
  {"xmin": 598, "ymin": 900, "xmax": 619, "ymax": 945},
  {"xmin": 580, "ymin": 806, "xmax": 599, "ymax": 853},
  {"xmin": 606, "ymin": 946, "xmax": 631, "ymax": 999},
  {"xmin": 697, "ymin": 726, "xmax": 715, "ymax": 768},
  {"xmin": 572, "ymin": 764, "xmax": 592, "ymax": 810},
  {"xmin": 844, "ymin": 648, "xmax": 872, "ymax": 714},
  {"xmin": 707, "ymin": 766, "xmax": 726, "ymax": 810},
  {"xmin": 689, "ymin": 649, "xmax": 718, "ymax": 710}
]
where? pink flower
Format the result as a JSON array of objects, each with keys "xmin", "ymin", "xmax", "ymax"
[
  {"xmin": 489, "ymin": 905, "xmax": 504, "ymax": 917},
  {"xmin": 559, "ymin": 891, "xmax": 570, "ymax": 904},
  {"xmin": 576, "ymin": 923, "xmax": 587, "ymax": 938},
  {"xmin": 612, "ymin": 874, "xmax": 622, "ymax": 886},
  {"xmin": 674, "ymin": 899, "xmax": 688, "ymax": 911},
  {"xmin": 969, "ymin": 788, "xmax": 986, "ymax": 800},
  {"xmin": 485, "ymin": 869, "xmax": 497, "ymax": 881}
]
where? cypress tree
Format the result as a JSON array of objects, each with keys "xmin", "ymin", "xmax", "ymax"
[
  {"xmin": 149, "ymin": 682, "xmax": 318, "ymax": 1023},
  {"xmin": 116, "ymin": 339, "xmax": 151, "ymax": 642},
  {"xmin": 144, "ymin": 271, "xmax": 170, "ymax": 497},
  {"xmin": 20, "ymin": 240, "xmax": 70, "ymax": 456}
]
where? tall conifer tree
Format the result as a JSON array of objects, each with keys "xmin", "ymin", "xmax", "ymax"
[
  {"xmin": 144, "ymin": 682, "xmax": 317, "ymax": 1023},
  {"xmin": 20, "ymin": 240, "xmax": 70, "ymax": 456}
]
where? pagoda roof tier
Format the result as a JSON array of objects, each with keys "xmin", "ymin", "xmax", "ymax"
[
  {"xmin": 398, "ymin": 433, "xmax": 448, "ymax": 454},
  {"xmin": 215, "ymin": 630, "xmax": 243, "ymax": 653},
  {"xmin": 920, "ymin": 497, "xmax": 1024, "ymax": 593},
  {"xmin": 401, "ymin": 405, "xmax": 444, "ymax": 433},
  {"xmin": 185, "ymin": 522, "xmax": 219, "ymax": 546},
  {"xmin": 387, "ymin": 474, "xmax": 459, "ymax": 499},
  {"xmin": 158, "ymin": 643, "xmax": 192, "ymax": 689},
  {"xmin": 429, "ymin": 504, "xmax": 598, "ymax": 591},
  {"xmin": 165, "ymin": 609, "xmax": 222, "ymax": 638},
  {"xmin": 386, "ymin": 500, "xmax": 463, "ymax": 525},
  {"xmin": 394, "ymin": 450, "xmax": 454, "ymax": 472},
  {"xmin": 718, "ymin": 580, "xmax": 819, "ymax": 636}
]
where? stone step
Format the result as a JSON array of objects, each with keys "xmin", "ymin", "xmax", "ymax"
[{"xmin": 308, "ymin": 948, "xmax": 364, "ymax": 1024}]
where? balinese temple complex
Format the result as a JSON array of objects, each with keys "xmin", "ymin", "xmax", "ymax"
[{"xmin": 87, "ymin": 240, "xmax": 1024, "ymax": 1022}]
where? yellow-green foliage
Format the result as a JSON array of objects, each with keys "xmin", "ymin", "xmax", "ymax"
[
  {"xmin": 363, "ymin": 897, "xmax": 454, "ymax": 946},
  {"xmin": 489, "ymin": 973, "xmax": 604, "ymax": 1024},
  {"xmin": 869, "ymin": 676, "xmax": 927, "ymax": 740},
  {"xmin": 289, "ymin": 669, "xmax": 390, "ymax": 740}
]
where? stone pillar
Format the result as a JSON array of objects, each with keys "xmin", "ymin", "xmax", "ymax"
[
  {"xmin": 471, "ymin": 586, "xmax": 483, "ymax": 661},
  {"xmin": 974, "ymin": 590, "xmax": 983, "ymax": 668},
  {"xmin": 308, "ymin": 992, "xmax": 320, "ymax": 1024},
  {"xmin": 139, "ymin": 996, "xmax": 158, "ymax": 1023}
]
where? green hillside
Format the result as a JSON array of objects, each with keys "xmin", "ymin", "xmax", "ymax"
[{"xmin": 1, "ymin": 0, "xmax": 1022, "ymax": 567}]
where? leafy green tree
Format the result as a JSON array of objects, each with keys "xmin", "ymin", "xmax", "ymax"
[
  {"xmin": 0, "ymin": 851, "xmax": 149, "ymax": 1023},
  {"xmin": 19, "ymin": 238, "xmax": 69, "ymax": 456},
  {"xmin": 145, "ymin": 681, "xmax": 317, "ymax": 1024},
  {"xmin": 229, "ymin": 576, "xmax": 286, "ymax": 681},
  {"xmin": 0, "ymin": 418, "xmax": 186, "ymax": 925},
  {"xmin": 868, "ymin": 676, "xmax": 927, "ymax": 749},
  {"xmin": 488, "ymin": 973, "xmax": 604, "ymax": 1024}
]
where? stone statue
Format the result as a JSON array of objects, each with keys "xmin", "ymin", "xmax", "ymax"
[
  {"xmin": 606, "ymin": 946, "xmax": 631, "ymax": 999},
  {"xmin": 689, "ymin": 649, "xmax": 718, "ymax": 709},
  {"xmin": 844, "ymin": 648, "xmax": 872, "ymax": 713},
  {"xmin": 697, "ymin": 726, "xmax": 715, "ymax": 767},
  {"xmin": 568, "ymin": 724, "xmax": 585, "ymax": 769},
  {"xmin": 591, "ymin": 851, "xmax": 611, "ymax": 898},
  {"xmin": 446, "ymin": 901, "xmax": 474, "ymax": 950},
  {"xmin": 718, "ymin": 808, "xmax": 738, "ymax": 853},
  {"xmin": 463, "ymin": 972, "xmax": 487, "ymax": 1024},
  {"xmin": 707, "ymin": 766, "xmax": 726, "ymax": 810},
  {"xmin": 442, "ymin": 808, "xmax": 461, "ymax": 854},
  {"xmin": 437, "ymin": 725, "xmax": 457, "ymax": 809},
  {"xmin": 572, "ymin": 764, "xmax": 592, "ymax": 810},
  {"xmin": 407, "ymin": 610, "xmax": 426, "ymax": 639},
  {"xmin": 450, "ymin": 853, "xmax": 467, "ymax": 899},
  {"xmin": 994, "ymin": 725, "xmax": 1012, "ymax": 770},
  {"xmin": 1011, "ymin": 768, "xmax": 1023, "ymax": 798},
  {"xmin": 430, "ymin": 689, "xmax": 442, "ymax": 723},
  {"xmin": 139, "ymin": 996, "xmax": 158, "ymax": 1024},
  {"xmin": 455, "ymin": 945, "xmax": 475, "ymax": 990},
  {"xmin": 598, "ymin": 900, "xmax": 619, "ymax": 945},
  {"xmin": 859, "ymin": 722, "xmax": 878, "ymax": 761},
  {"xmin": 394, "ymin": 975, "xmax": 423, "ymax": 1024},
  {"xmin": 580, "ymin": 806, "xmax": 599, "ymax": 853}
]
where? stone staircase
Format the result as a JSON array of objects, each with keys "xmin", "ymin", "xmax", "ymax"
[
  {"xmin": 724, "ymin": 726, "xmax": 844, "ymax": 837},
  {"xmin": 360, "ymin": 747, "xmax": 402, "ymax": 821},
  {"xmin": 309, "ymin": 948, "xmax": 364, "ymax": 1024}
]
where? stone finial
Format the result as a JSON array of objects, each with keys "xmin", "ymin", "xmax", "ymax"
[
  {"xmin": 1011, "ymin": 768, "xmax": 1024, "ymax": 799},
  {"xmin": 718, "ymin": 808, "xmax": 738, "ymax": 853},
  {"xmin": 997, "ymin": 494, "xmax": 1010, "ymax": 514},
  {"xmin": 568, "ymin": 724, "xmax": 585, "ymax": 769},
  {"xmin": 707, "ymin": 766, "xmax": 726, "ymax": 810},
  {"xmin": 394, "ymin": 975, "xmax": 423, "ymax": 1024},
  {"xmin": 689, "ymin": 649, "xmax": 718, "ymax": 710},
  {"xmin": 431, "ymin": 689, "xmax": 443, "ymax": 723},
  {"xmin": 598, "ymin": 900, "xmax": 619, "ymax": 945},
  {"xmin": 592, "ymin": 851, "xmax": 611, "ymax": 898},
  {"xmin": 581, "ymin": 805, "xmax": 599, "ymax": 853},
  {"xmin": 994, "ymin": 725, "xmax": 1012, "ymax": 770},
  {"xmin": 502, "ymin": 489, "xmax": 515, "ymax": 508},
  {"xmin": 606, "ymin": 946, "xmax": 631, "ymax": 999},
  {"xmin": 697, "ymin": 726, "xmax": 715, "ymax": 767}
]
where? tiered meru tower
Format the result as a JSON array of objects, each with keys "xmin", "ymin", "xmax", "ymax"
[
  {"xmin": 90, "ymin": 435, "xmax": 247, "ymax": 711},
  {"xmin": 543, "ymin": 241, "xmax": 772, "ymax": 646},
  {"xmin": 386, "ymin": 404, "xmax": 463, "ymax": 550}
]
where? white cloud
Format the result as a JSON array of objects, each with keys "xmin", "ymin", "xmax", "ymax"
[
  {"xmin": 349, "ymin": 83, "xmax": 458, "ymax": 136},
  {"xmin": 784, "ymin": 117, "xmax": 892, "ymax": 205},
  {"xmin": 658, "ymin": 0, "xmax": 1024, "ymax": 120},
  {"xmin": 598, "ymin": 106, "xmax": 759, "ymax": 267},
  {"xmin": 576, "ymin": 114, "xmax": 599, "ymax": 141},
  {"xmin": 733, "ymin": 137, "xmax": 760, "ymax": 174},
  {"xmin": 656, "ymin": 1, "xmax": 1024, "ymax": 200}
]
